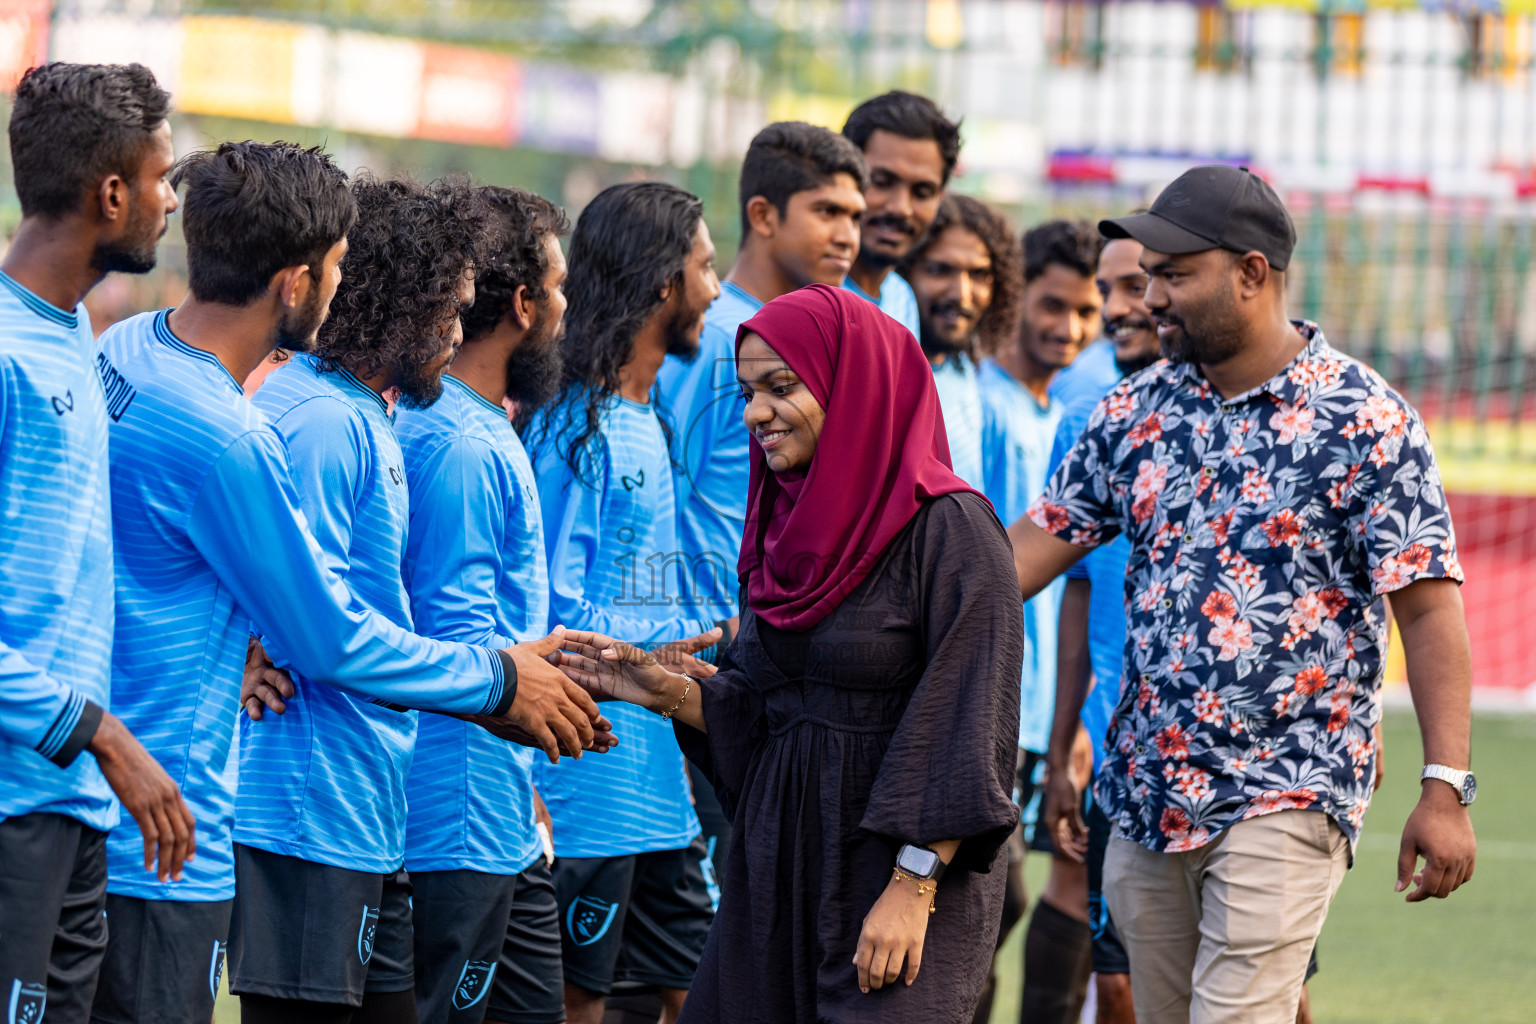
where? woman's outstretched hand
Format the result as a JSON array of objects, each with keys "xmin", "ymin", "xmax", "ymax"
[{"xmin": 853, "ymin": 874, "xmax": 933, "ymax": 993}]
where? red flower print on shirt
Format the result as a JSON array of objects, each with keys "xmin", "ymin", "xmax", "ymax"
[
  {"xmin": 1269, "ymin": 401, "xmax": 1316, "ymax": 444},
  {"xmin": 1261, "ymin": 509, "xmax": 1304, "ymax": 548},
  {"xmin": 1128, "ymin": 412, "xmax": 1166, "ymax": 448},
  {"xmin": 1030, "ymin": 500, "xmax": 1071, "ymax": 534},
  {"xmin": 1155, "ymin": 723, "xmax": 1191, "ymax": 760},
  {"xmin": 1201, "ymin": 590, "xmax": 1237, "ymax": 621},
  {"xmin": 1356, "ymin": 395, "xmax": 1405, "ymax": 436},
  {"xmin": 1207, "ymin": 617, "xmax": 1254, "ymax": 661}
]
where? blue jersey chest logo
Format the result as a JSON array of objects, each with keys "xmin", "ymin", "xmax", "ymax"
[
  {"xmin": 357, "ymin": 904, "xmax": 380, "ymax": 963},
  {"xmin": 452, "ymin": 960, "xmax": 496, "ymax": 1010},
  {"xmin": 566, "ymin": 895, "xmax": 620, "ymax": 946},
  {"xmin": 50, "ymin": 390, "xmax": 73, "ymax": 416},
  {"xmin": 621, "ymin": 468, "xmax": 645, "ymax": 491}
]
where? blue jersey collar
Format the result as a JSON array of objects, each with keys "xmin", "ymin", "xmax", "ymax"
[
  {"xmin": 153, "ymin": 309, "xmax": 243, "ymax": 393},
  {"xmin": 0, "ymin": 269, "xmax": 78, "ymax": 329}
]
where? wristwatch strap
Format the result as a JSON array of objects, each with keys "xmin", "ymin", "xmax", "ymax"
[{"xmin": 1421, "ymin": 764, "xmax": 1472, "ymax": 804}]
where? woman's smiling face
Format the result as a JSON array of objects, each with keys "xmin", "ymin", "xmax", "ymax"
[{"xmin": 737, "ymin": 331, "xmax": 826, "ymax": 475}]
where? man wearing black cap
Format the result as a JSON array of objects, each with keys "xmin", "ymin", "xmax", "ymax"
[{"xmin": 1002, "ymin": 165, "xmax": 1478, "ymax": 1024}]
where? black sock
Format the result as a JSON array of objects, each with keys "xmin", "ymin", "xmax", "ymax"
[
  {"xmin": 1020, "ymin": 898, "xmax": 1093, "ymax": 1024},
  {"xmin": 355, "ymin": 988, "xmax": 419, "ymax": 1024}
]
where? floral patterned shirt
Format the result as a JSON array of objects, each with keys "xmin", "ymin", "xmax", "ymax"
[{"xmin": 1029, "ymin": 324, "xmax": 1462, "ymax": 852}]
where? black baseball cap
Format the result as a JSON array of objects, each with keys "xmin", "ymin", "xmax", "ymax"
[{"xmin": 1099, "ymin": 165, "xmax": 1296, "ymax": 271}]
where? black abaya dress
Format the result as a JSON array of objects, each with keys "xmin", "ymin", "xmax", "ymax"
[{"xmin": 674, "ymin": 492, "xmax": 1024, "ymax": 1023}]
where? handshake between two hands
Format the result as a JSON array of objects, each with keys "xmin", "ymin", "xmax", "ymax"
[{"xmin": 241, "ymin": 625, "xmax": 724, "ymax": 764}]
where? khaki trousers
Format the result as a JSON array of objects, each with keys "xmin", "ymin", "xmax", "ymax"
[{"xmin": 1103, "ymin": 809, "xmax": 1350, "ymax": 1024}]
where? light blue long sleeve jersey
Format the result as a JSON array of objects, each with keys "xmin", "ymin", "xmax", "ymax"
[
  {"xmin": 655, "ymin": 281, "xmax": 763, "ymax": 621},
  {"xmin": 931, "ymin": 352, "xmax": 986, "ymax": 491},
  {"xmin": 399, "ymin": 376, "xmax": 546, "ymax": 875},
  {"xmin": 1050, "ymin": 386, "xmax": 1132, "ymax": 772},
  {"xmin": 100, "ymin": 314, "xmax": 511, "ymax": 899},
  {"xmin": 0, "ymin": 271, "xmax": 115, "ymax": 829},
  {"xmin": 239, "ymin": 355, "xmax": 512, "ymax": 874},
  {"xmin": 843, "ymin": 270, "xmax": 920, "ymax": 341},
  {"xmin": 527, "ymin": 391, "xmax": 712, "ymax": 858},
  {"xmin": 978, "ymin": 357, "xmax": 1063, "ymax": 754}
]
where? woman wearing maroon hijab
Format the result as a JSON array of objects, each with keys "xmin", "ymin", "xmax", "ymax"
[{"xmin": 560, "ymin": 285, "xmax": 1022, "ymax": 1022}]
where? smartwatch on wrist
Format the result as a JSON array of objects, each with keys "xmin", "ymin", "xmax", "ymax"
[
  {"xmin": 1420, "ymin": 764, "xmax": 1477, "ymax": 806},
  {"xmin": 895, "ymin": 844, "xmax": 946, "ymax": 884}
]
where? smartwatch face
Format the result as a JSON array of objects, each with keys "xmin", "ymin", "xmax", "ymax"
[
  {"xmin": 1461, "ymin": 774, "xmax": 1478, "ymax": 805},
  {"xmin": 899, "ymin": 845, "xmax": 940, "ymax": 878}
]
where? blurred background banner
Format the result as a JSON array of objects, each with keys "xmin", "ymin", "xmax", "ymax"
[{"xmin": 7, "ymin": 0, "xmax": 1536, "ymax": 705}]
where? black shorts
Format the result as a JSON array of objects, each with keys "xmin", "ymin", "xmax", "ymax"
[
  {"xmin": 1085, "ymin": 800, "xmax": 1130, "ymax": 975},
  {"xmin": 552, "ymin": 836, "xmax": 714, "ymax": 995},
  {"xmin": 410, "ymin": 862, "xmax": 564, "ymax": 1024},
  {"xmin": 90, "ymin": 894, "xmax": 232, "ymax": 1024},
  {"xmin": 0, "ymin": 812, "xmax": 108, "ymax": 1024},
  {"xmin": 228, "ymin": 844, "xmax": 414, "ymax": 1005},
  {"xmin": 487, "ymin": 861, "xmax": 566, "ymax": 1024}
]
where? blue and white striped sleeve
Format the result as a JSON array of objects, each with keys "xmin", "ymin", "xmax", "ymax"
[
  {"xmin": 188, "ymin": 430, "xmax": 513, "ymax": 717},
  {"xmin": 0, "ymin": 376, "xmax": 102, "ymax": 764}
]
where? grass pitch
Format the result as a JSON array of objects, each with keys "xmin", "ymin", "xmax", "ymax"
[{"xmin": 990, "ymin": 708, "xmax": 1536, "ymax": 1024}]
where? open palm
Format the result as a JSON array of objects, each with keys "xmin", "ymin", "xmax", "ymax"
[{"xmin": 557, "ymin": 628, "xmax": 713, "ymax": 711}]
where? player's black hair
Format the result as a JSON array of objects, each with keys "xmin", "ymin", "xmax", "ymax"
[
  {"xmin": 737, "ymin": 121, "xmax": 868, "ymax": 238},
  {"xmin": 841, "ymin": 90, "xmax": 962, "ymax": 184},
  {"xmin": 461, "ymin": 186, "xmax": 571, "ymax": 345},
  {"xmin": 8, "ymin": 62, "xmax": 171, "ymax": 220},
  {"xmin": 530, "ymin": 181, "xmax": 702, "ymax": 487},
  {"xmin": 171, "ymin": 141, "xmax": 356, "ymax": 306},
  {"xmin": 313, "ymin": 174, "xmax": 495, "ymax": 409},
  {"xmin": 900, "ymin": 193, "xmax": 1024, "ymax": 356},
  {"xmin": 1023, "ymin": 218, "xmax": 1103, "ymax": 283}
]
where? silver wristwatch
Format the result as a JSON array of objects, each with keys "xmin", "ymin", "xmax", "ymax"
[{"xmin": 1420, "ymin": 764, "xmax": 1477, "ymax": 806}]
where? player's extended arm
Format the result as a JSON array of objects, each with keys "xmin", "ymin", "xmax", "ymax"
[
  {"xmin": 190, "ymin": 432, "xmax": 602, "ymax": 760},
  {"xmin": 1387, "ymin": 576, "xmax": 1476, "ymax": 902},
  {"xmin": 1042, "ymin": 577, "xmax": 1094, "ymax": 862},
  {"xmin": 1006, "ymin": 514, "xmax": 1089, "ymax": 601}
]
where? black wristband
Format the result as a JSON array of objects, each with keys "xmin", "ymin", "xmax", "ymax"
[
  {"xmin": 50, "ymin": 699, "xmax": 104, "ymax": 768},
  {"xmin": 488, "ymin": 649, "xmax": 518, "ymax": 717}
]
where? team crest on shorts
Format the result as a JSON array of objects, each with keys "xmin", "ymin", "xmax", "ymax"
[
  {"xmin": 566, "ymin": 895, "xmax": 619, "ymax": 947},
  {"xmin": 451, "ymin": 960, "xmax": 496, "ymax": 1011},
  {"xmin": 357, "ymin": 904, "xmax": 381, "ymax": 964},
  {"xmin": 208, "ymin": 939, "xmax": 228, "ymax": 998},
  {"xmin": 7, "ymin": 980, "xmax": 45, "ymax": 1024}
]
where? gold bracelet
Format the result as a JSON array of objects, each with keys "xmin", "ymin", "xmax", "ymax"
[
  {"xmin": 659, "ymin": 674, "xmax": 693, "ymax": 720},
  {"xmin": 891, "ymin": 867, "xmax": 937, "ymax": 914}
]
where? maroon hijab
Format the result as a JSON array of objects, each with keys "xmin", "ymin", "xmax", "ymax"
[{"xmin": 736, "ymin": 284, "xmax": 985, "ymax": 632}]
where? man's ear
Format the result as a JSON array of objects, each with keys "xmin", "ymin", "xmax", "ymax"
[
  {"xmin": 509, "ymin": 284, "xmax": 533, "ymax": 332},
  {"xmin": 1235, "ymin": 251, "xmax": 1270, "ymax": 300},
  {"xmin": 96, "ymin": 173, "xmax": 131, "ymax": 226},
  {"xmin": 745, "ymin": 195, "xmax": 778, "ymax": 239},
  {"xmin": 272, "ymin": 265, "xmax": 312, "ymax": 310}
]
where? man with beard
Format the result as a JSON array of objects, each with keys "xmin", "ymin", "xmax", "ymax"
[
  {"xmin": 231, "ymin": 175, "xmax": 608, "ymax": 1022},
  {"xmin": 397, "ymin": 186, "xmax": 575, "ymax": 1024},
  {"xmin": 0, "ymin": 62, "xmax": 192, "ymax": 1024},
  {"xmin": 525, "ymin": 182, "xmax": 722, "ymax": 1024},
  {"xmin": 1011, "ymin": 166, "xmax": 1476, "ymax": 1024},
  {"xmin": 92, "ymin": 148, "xmax": 600, "ymax": 1024},
  {"xmin": 899, "ymin": 193, "xmax": 1017, "ymax": 486},
  {"xmin": 841, "ymin": 91, "xmax": 960, "ymax": 340},
  {"xmin": 1032, "ymin": 232, "xmax": 1163, "ymax": 1024}
]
